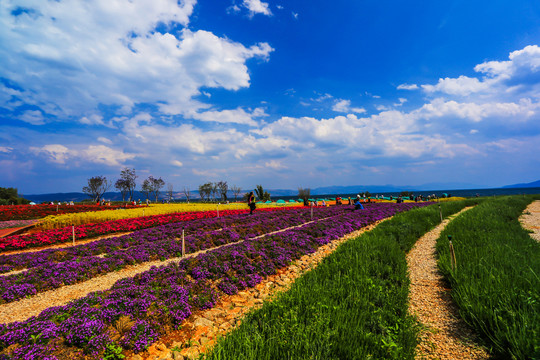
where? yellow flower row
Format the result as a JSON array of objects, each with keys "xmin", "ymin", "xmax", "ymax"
[{"xmin": 36, "ymin": 202, "xmax": 302, "ymax": 230}]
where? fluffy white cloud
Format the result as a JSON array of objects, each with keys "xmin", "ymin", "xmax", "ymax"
[
  {"xmin": 416, "ymin": 98, "xmax": 539, "ymax": 122},
  {"xmin": 264, "ymin": 160, "xmax": 285, "ymax": 169},
  {"xmin": 80, "ymin": 115, "xmax": 106, "ymax": 126},
  {"xmin": 251, "ymin": 110, "xmax": 473, "ymax": 159},
  {"xmin": 421, "ymin": 75, "xmax": 491, "ymax": 96},
  {"xmin": 30, "ymin": 144, "xmax": 72, "ymax": 164},
  {"xmin": 30, "ymin": 143, "xmax": 134, "ymax": 166},
  {"xmin": 332, "ymin": 99, "xmax": 366, "ymax": 114},
  {"xmin": 171, "ymin": 160, "xmax": 184, "ymax": 167},
  {"xmin": 242, "ymin": 0, "xmax": 272, "ymax": 17},
  {"xmin": 0, "ymin": 0, "xmax": 272, "ymax": 120},
  {"xmin": 188, "ymin": 107, "xmax": 268, "ymax": 126},
  {"xmin": 97, "ymin": 137, "xmax": 113, "ymax": 145},
  {"xmin": 81, "ymin": 145, "xmax": 135, "ymax": 166},
  {"xmin": 19, "ymin": 110, "xmax": 45, "ymax": 125},
  {"xmin": 397, "ymin": 83, "xmax": 419, "ymax": 90},
  {"xmin": 421, "ymin": 45, "xmax": 540, "ymax": 97}
]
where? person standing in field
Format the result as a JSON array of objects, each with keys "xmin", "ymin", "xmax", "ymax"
[{"xmin": 248, "ymin": 191, "xmax": 256, "ymax": 215}]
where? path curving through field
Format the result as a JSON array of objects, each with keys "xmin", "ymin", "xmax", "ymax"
[
  {"xmin": 520, "ymin": 199, "xmax": 540, "ymax": 242},
  {"xmin": 407, "ymin": 207, "xmax": 490, "ymax": 360}
]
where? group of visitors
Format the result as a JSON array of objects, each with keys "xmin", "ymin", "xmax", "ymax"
[{"xmin": 49, "ymin": 201, "xmax": 75, "ymax": 205}]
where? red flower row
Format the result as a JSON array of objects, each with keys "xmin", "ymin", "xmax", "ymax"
[{"xmin": 0, "ymin": 204, "xmax": 140, "ymax": 221}]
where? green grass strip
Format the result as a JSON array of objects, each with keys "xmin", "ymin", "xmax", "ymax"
[
  {"xmin": 437, "ymin": 195, "xmax": 540, "ymax": 360},
  {"xmin": 205, "ymin": 200, "xmax": 479, "ymax": 360}
]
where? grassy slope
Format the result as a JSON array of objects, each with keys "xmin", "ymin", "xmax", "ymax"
[
  {"xmin": 205, "ymin": 200, "xmax": 478, "ymax": 360},
  {"xmin": 437, "ymin": 195, "xmax": 540, "ymax": 360}
]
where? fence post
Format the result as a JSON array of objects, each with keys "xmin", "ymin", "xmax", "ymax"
[
  {"xmin": 439, "ymin": 204, "xmax": 442, "ymax": 222},
  {"xmin": 182, "ymin": 227, "xmax": 185, "ymax": 257},
  {"xmin": 448, "ymin": 235, "xmax": 457, "ymax": 271},
  {"xmin": 72, "ymin": 225, "xmax": 75, "ymax": 246},
  {"xmin": 217, "ymin": 203, "xmax": 219, "ymax": 218},
  {"xmin": 310, "ymin": 203, "xmax": 313, "ymax": 220}
]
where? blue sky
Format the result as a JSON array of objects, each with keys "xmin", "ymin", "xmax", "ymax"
[{"xmin": 1, "ymin": 0, "xmax": 540, "ymax": 195}]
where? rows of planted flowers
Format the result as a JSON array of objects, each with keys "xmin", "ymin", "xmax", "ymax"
[
  {"xmin": 0, "ymin": 208, "xmax": 290, "ymax": 252},
  {"xmin": 0, "ymin": 206, "xmax": 344, "ymax": 302},
  {"xmin": 0, "ymin": 204, "xmax": 140, "ymax": 222},
  {"xmin": 0, "ymin": 202, "xmax": 430, "ymax": 359},
  {"xmin": 36, "ymin": 202, "xmax": 303, "ymax": 230}
]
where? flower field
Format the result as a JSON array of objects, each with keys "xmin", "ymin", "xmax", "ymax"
[
  {"xmin": 0, "ymin": 204, "xmax": 140, "ymax": 222},
  {"xmin": 0, "ymin": 207, "xmax": 298, "ymax": 252},
  {"xmin": 0, "ymin": 202, "xmax": 430, "ymax": 358},
  {"xmin": 36, "ymin": 202, "xmax": 302, "ymax": 230}
]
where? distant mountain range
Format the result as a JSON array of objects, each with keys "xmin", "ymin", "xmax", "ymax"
[
  {"xmin": 21, "ymin": 180, "xmax": 539, "ymax": 203},
  {"xmin": 502, "ymin": 179, "xmax": 540, "ymax": 188}
]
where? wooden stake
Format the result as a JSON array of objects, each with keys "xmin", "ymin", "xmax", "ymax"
[
  {"xmin": 182, "ymin": 227, "xmax": 185, "ymax": 257},
  {"xmin": 439, "ymin": 204, "xmax": 442, "ymax": 222},
  {"xmin": 448, "ymin": 236, "xmax": 457, "ymax": 271},
  {"xmin": 72, "ymin": 225, "xmax": 75, "ymax": 246}
]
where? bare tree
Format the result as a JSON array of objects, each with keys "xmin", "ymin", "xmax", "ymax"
[
  {"xmin": 211, "ymin": 183, "xmax": 218, "ymax": 201},
  {"xmin": 231, "ymin": 185, "xmax": 242, "ymax": 201},
  {"xmin": 183, "ymin": 186, "xmax": 191, "ymax": 203},
  {"xmin": 141, "ymin": 179, "xmax": 152, "ymax": 201},
  {"xmin": 216, "ymin": 181, "xmax": 228, "ymax": 202},
  {"xmin": 115, "ymin": 168, "xmax": 137, "ymax": 202},
  {"xmin": 83, "ymin": 176, "xmax": 112, "ymax": 202},
  {"xmin": 142, "ymin": 176, "xmax": 165, "ymax": 202},
  {"xmin": 118, "ymin": 168, "xmax": 137, "ymax": 201},
  {"xmin": 166, "ymin": 183, "xmax": 174, "ymax": 202},
  {"xmin": 115, "ymin": 178, "xmax": 129, "ymax": 202}
]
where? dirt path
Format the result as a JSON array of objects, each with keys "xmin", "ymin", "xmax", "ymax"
[
  {"xmin": 407, "ymin": 207, "xmax": 490, "ymax": 360},
  {"xmin": 520, "ymin": 200, "xmax": 540, "ymax": 242}
]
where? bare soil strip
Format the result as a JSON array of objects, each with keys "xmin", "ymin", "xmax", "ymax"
[
  {"xmin": 520, "ymin": 200, "xmax": 540, "ymax": 242},
  {"xmin": 407, "ymin": 207, "xmax": 490, "ymax": 360}
]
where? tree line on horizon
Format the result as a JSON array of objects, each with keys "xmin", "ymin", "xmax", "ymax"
[{"xmin": 81, "ymin": 168, "xmax": 278, "ymax": 204}]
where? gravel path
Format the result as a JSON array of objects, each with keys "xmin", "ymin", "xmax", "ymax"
[
  {"xmin": 407, "ymin": 207, "xmax": 490, "ymax": 360},
  {"xmin": 520, "ymin": 200, "xmax": 540, "ymax": 242}
]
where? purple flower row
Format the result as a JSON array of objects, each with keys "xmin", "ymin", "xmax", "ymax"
[
  {"xmin": 0, "ymin": 205, "xmax": 354, "ymax": 303},
  {"xmin": 0, "ymin": 202, "xmax": 429, "ymax": 359}
]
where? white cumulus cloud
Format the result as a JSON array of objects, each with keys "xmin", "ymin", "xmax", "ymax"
[
  {"xmin": 0, "ymin": 0, "xmax": 272, "ymax": 121},
  {"xmin": 397, "ymin": 83, "xmax": 419, "ymax": 90},
  {"xmin": 242, "ymin": 0, "xmax": 272, "ymax": 17},
  {"xmin": 332, "ymin": 99, "xmax": 366, "ymax": 114}
]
